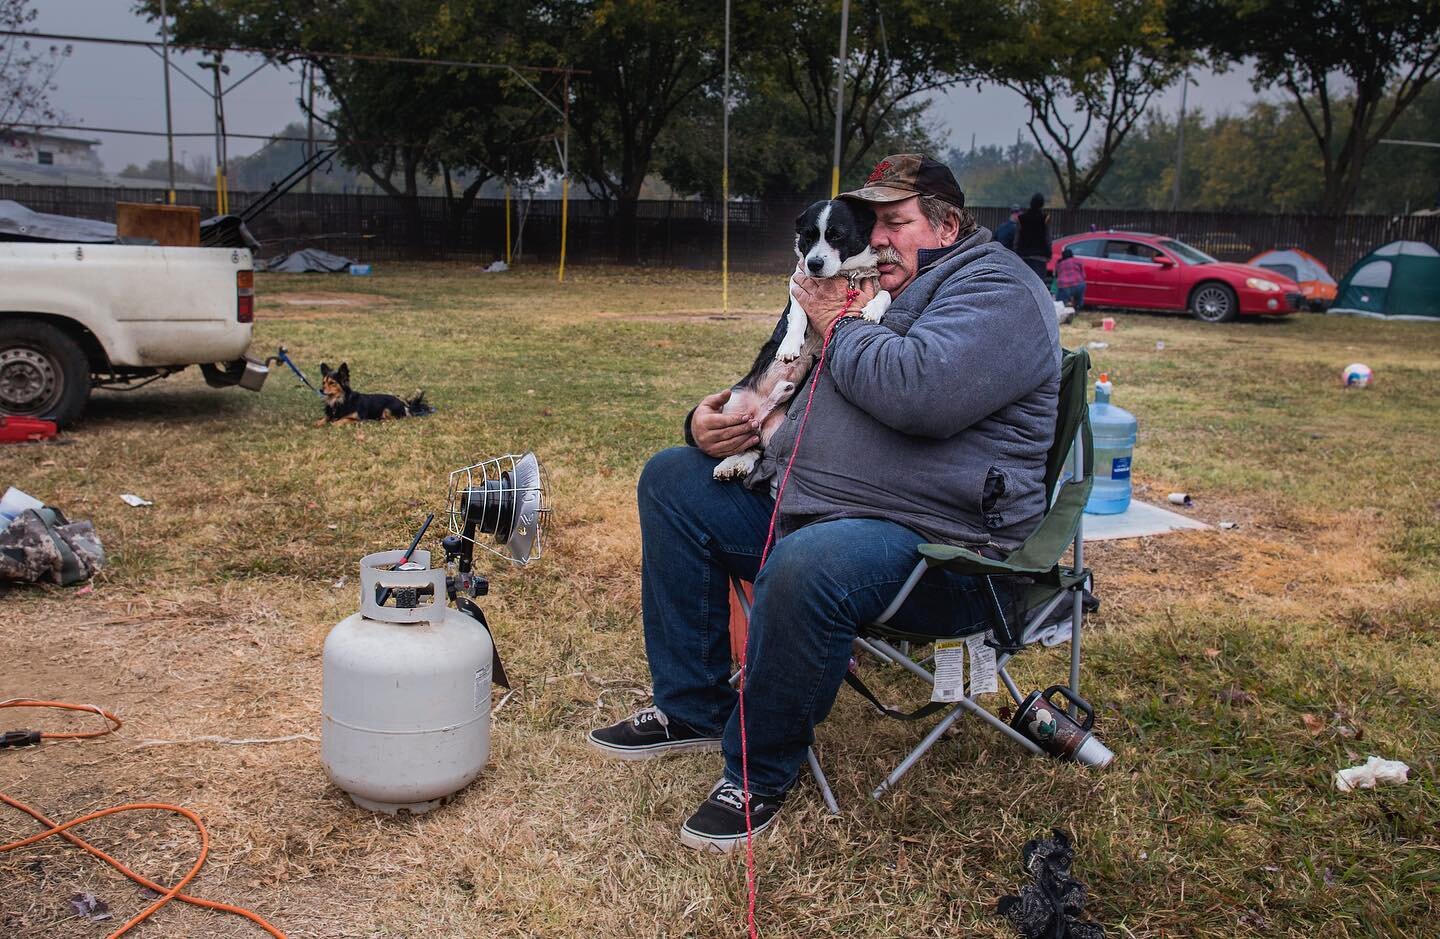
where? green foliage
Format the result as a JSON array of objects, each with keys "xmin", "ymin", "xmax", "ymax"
[
  {"xmin": 1169, "ymin": 0, "xmax": 1440, "ymax": 213},
  {"xmin": 143, "ymin": 0, "xmax": 556, "ymax": 223},
  {"xmin": 656, "ymin": 0, "xmax": 987, "ymax": 198},
  {"xmin": 1096, "ymin": 82, "xmax": 1440, "ymax": 212},
  {"xmin": 532, "ymin": 0, "xmax": 732, "ymax": 207}
]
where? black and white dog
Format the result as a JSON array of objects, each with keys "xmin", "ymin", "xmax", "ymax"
[{"xmin": 713, "ymin": 198, "xmax": 892, "ymax": 480}]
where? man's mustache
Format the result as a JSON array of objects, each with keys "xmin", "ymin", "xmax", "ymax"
[{"xmin": 874, "ymin": 248, "xmax": 904, "ymax": 266}]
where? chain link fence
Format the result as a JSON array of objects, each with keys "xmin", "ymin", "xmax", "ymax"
[{"xmin": 4, "ymin": 183, "xmax": 1437, "ymax": 274}]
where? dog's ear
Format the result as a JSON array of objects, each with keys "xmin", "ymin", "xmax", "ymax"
[
  {"xmin": 320, "ymin": 362, "xmax": 332, "ymax": 377},
  {"xmin": 846, "ymin": 199, "xmax": 876, "ymax": 229},
  {"xmin": 335, "ymin": 362, "xmax": 349, "ymax": 384}
]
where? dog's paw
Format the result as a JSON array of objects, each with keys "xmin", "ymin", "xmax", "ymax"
[
  {"xmin": 860, "ymin": 290, "xmax": 892, "ymax": 323},
  {"xmin": 713, "ymin": 451, "xmax": 760, "ymax": 481},
  {"xmin": 775, "ymin": 336, "xmax": 804, "ymax": 363}
]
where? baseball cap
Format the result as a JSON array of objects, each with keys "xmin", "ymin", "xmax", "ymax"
[{"xmin": 840, "ymin": 153, "xmax": 966, "ymax": 209}]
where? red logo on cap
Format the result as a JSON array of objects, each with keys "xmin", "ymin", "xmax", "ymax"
[{"xmin": 866, "ymin": 160, "xmax": 892, "ymax": 184}]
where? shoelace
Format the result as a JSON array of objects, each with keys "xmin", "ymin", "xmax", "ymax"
[
  {"xmin": 712, "ymin": 782, "xmax": 748, "ymax": 812},
  {"xmin": 632, "ymin": 706, "xmax": 670, "ymax": 737}
]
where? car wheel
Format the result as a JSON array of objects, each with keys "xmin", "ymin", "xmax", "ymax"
[
  {"xmin": 0, "ymin": 319, "xmax": 91, "ymax": 428},
  {"xmin": 1190, "ymin": 282, "xmax": 1238, "ymax": 323}
]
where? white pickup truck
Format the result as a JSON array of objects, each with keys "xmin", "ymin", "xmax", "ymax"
[{"xmin": 0, "ymin": 242, "xmax": 267, "ymax": 428}]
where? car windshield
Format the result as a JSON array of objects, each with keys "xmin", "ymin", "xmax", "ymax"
[{"xmin": 1159, "ymin": 239, "xmax": 1217, "ymax": 265}]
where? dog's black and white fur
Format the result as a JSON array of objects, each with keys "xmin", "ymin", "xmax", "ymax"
[
  {"xmin": 712, "ymin": 199, "xmax": 892, "ymax": 479},
  {"xmin": 316, "ymin": 362, "xmax": 432, "ymax": 426}
]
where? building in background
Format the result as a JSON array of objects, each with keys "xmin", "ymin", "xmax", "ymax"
[{"xmin": 0, "ymin": 129, "xmax": 206, "ymax": 189}]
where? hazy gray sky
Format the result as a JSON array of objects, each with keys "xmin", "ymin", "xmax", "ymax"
[{"xmin": 31, "ymin": 1, "xmax": 1273, "ymax": 174}]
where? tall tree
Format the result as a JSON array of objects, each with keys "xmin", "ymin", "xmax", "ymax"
[
  {"xmin": 526, "ymin": 0, "xmax": 740, "ymax": 261},
  {"xmin": 1170, "ymin": 0, "xmax": 1440, "ymax": 214},
  {"xmin": 748, "ymin": 0, "xmax": 991, "ymax": 193},
  {"xmin": 974, "ymin": 0, "xmax": 1190, "ymax": 207},
  {"xmin": 0, "ymin": 0, "xmax": 71, "ymax": 132},
  {"xmin": 144, "ymin": 0, "xmax": 556, "ymax": 234},
  {"xmin": 656, "ymin": 75, "xmax": 940, "ymax": 200},
  {"xmin": 656, "ymin": 0, "xmax": 995, "ymax": 201}
]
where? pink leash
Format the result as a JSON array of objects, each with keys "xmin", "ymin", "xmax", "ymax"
[{"xmin": 737, "ymin": 289, "xmax": 858, "ymax": 938}]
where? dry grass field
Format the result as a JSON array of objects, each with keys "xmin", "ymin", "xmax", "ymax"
[{"xmin": 2, "ymin": 264, "xmax": 1437, "ymax": 937}]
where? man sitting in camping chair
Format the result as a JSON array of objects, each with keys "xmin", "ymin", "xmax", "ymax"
[{"xmin": 587, "ymin": 154, "xmax": 1062, "ymax": 853}]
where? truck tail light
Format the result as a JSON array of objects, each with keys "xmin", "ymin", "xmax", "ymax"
[{"xmin": 237, "ymin": 270, "xmax": 254, "ymax": 323}]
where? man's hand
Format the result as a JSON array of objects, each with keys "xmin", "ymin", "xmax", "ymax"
[
  {"xmin": 691, "ymin": 389, "xmax": 760, "ymax": 458},
  {"xmin": 790, "ymin": 269, "xmax": 878, "ymax": 335}
]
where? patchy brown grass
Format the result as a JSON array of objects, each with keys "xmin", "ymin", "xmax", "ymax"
[{"xmin": 2, "ymin": 264, "xmax": 1437, "ymax": 937}]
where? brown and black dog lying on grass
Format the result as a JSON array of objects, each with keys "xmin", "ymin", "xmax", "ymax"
[{"xmin": 316, "ymin": 362, "xmax": 433, "ymax": 426}]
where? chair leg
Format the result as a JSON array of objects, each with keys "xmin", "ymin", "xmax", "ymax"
[
  {"xmin": 999, "ymin": 664, "xmax": 1024, "ymax": 706},
  {"xmin": 872, "ymin": 696, "xmax": 1048, "ymax": 799},
  {"xmin": 806, "ymin": 746, "xmax": 840, "ymax": 815},
  {"xmin": 872, "ymin": 702, "xmax": 968, "ymax": 798}
]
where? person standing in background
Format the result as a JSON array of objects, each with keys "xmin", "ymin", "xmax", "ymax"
[
  {"xmin": 1016, "ymin": 193, "xmax": 1051, "ymax": 282},
  {"xmin": 993, "ymin": 204, "xmax": 1020, "ymax": 252}
]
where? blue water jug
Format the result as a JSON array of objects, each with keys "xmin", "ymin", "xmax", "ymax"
[{"xmin": 1085, "ymin": 373, "xmax": 1137, "ymax": 515}]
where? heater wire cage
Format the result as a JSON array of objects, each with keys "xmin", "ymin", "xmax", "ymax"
[{"xmin": 445, "ymin": 453, "xmax": 549, "ymax": 565}]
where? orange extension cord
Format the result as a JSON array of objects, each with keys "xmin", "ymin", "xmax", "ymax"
[{"xmin": 0, "ymin": 699, "xmax": 288, "ymax": 938}]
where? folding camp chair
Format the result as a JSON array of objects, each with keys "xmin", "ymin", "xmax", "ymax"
[{"xmin": 729, "ymin": 346, "xmax": 1097, "ymax": 809}]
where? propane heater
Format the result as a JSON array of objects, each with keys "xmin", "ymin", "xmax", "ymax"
[{"xmin": 321, "ymin": 452, "xmax": 549, "ymax": 815}]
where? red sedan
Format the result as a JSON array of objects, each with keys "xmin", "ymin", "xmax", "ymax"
[{"xmin": 1047, "ymin": 232, "xmax": 1305, "ymax": 323}]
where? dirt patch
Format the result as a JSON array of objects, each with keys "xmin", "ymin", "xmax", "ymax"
[{"xmin": 260, "ymin": 291, "xmax": 394, "ymax": 321}]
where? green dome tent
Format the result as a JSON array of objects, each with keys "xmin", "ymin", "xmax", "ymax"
[{"xmin": 1331, "ymin": 241, "xmax": 1440, "ymax": 322}]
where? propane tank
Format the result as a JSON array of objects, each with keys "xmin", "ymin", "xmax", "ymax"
[{"xmin": 322, "ymin": 549, "xmax": 493, "ymax": 815}]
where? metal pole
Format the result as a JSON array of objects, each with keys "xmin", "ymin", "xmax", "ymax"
[
  {"xmin": 210, "ymin": 61, "xmax": 224, "ymax": 213},
  {"xmin": 217, "ymin": 62, "xmax": 229, "ymax": 214},
  {"xmin": 558, "ymin": 72, "xmax": 569, "ymax": 283},
  {"xmin": 722, "ymin": 0, "xmax": 731, "ymax": 313},
  {"xmin": 830, "ymin": 0, "xmax": 850, "ymax": 198},
  {"xmin": 1171, "ymin": 70, "xmax": 1189, "ymax": 212},
  {"xmin": 306, "ymin": 61, "xmax": 316, "ymax": 195},
  {"xmin": 159, "ymin": 0, "xmax": 176, "ymax": 203}
]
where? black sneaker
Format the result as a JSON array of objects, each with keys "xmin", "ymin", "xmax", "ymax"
[
  {"xmin": 587, "ymin": 707, "xmax": 722, "ymax": 760},
  {"xmin": 679, "ymin": 778, "xmax": 785, "ymax": 853}
]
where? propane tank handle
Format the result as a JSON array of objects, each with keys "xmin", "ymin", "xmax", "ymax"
[{"xmin": 359, "ymin": 550, "xmax": 448, "ymax": 624}]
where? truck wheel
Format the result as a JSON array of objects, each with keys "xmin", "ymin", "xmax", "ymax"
[
  {"xmin": 0, "ymin": 320, "xmax": 91, "ymax": 428},
  {"xmin": 1190, "ymin": 282, "xmax": 1238, "ymax": 323}
]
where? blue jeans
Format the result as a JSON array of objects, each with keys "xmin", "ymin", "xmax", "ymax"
[
  {"xmin": 1056, "ymin": 284, "xmax": 1085, "ymax": 310},
  {"xmin": 637, "ymin": 446, "xmax": 1001, "ymax": 797}
]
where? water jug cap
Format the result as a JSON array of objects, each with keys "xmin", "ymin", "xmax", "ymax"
[{"xmin": 1098, "ymin": 372, "xmax": 1109, "ymax": 383}]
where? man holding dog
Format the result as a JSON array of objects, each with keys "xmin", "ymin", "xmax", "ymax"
[{"xmin": 589, "ymin": 154, "xmax": 1061, "ymax": 852}]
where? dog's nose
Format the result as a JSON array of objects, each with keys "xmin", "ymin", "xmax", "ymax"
[{"xmin": 806, "ymin": 256, "xmax": 825, "ymax": 274}]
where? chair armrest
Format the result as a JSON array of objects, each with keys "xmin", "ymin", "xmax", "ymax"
[{"xmin": 916, "ymin": 544, "xmax": 1053, "ymax": 577}]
